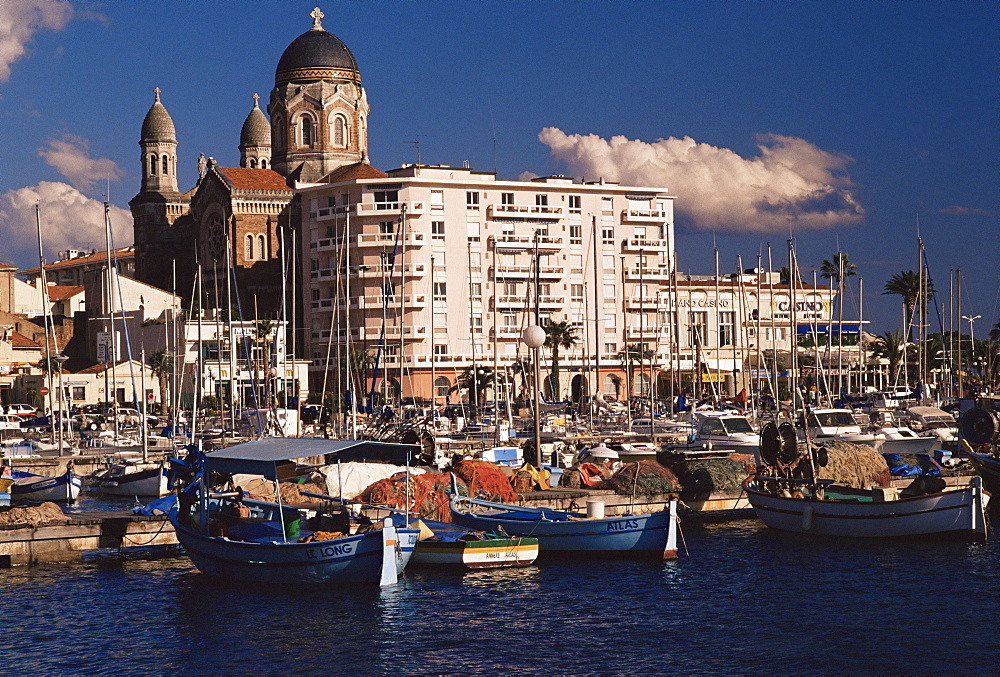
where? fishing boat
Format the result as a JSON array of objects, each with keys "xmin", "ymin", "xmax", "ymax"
[
  {"xmin": 744, "ymin": 422, "xmax": 989, "ymax": 538},
  {"xmin": 10, "ymin": 469, "xmax": 81, "ymax": 503},
  {"xmin": 449, "ymin": 478, "xmax": 678, "ymax": 558},
  {"xmin": 169, "ymin": 437, "xmax": 421, "ymax": 586},
  {"xmin": 409, "ymin": 519, "xmax": 539, "ymax": 569},
  {"xmin": 0, "ymin": 464, "xmax": 13, "ymax": 507},
  {"xmin": 92, "ymin": 460, "xmax": 169, "ymax": 497}
]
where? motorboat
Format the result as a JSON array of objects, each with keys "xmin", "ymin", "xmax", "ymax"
[
  {"xmin": 799, "ymin": 408, "xmax": 880, "ymax": 444},
  {"xmin": 168, "ymin": 437, "xmax": 421, "ymax": 586},
  {"xmin": 690, "ymin": 412, "xmax": 761, "ymax": 450},
  {"xmin": 906, "ymin": 406, "xmax": 958, "ymax": 444},
  {"xmin": 91, "ymin": 460, "xmax": 169, "ymax": 497},
  {"xmin": 874, "ymin": 425, "xmax": 938, "ymax": 455}
]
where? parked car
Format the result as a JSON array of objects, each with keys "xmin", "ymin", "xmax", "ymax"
[
  {"xmin": 5, "ymin": 404, "xmax": 36, "ymax": 416},
  {"xmin": 112, "ymin": 407, "xmax": 159, "ymax": 427}
]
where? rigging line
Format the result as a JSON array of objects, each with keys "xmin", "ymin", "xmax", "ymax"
[
  {"xmin": 225, "ymin": 239, "xmax": 263, "ymax": 436},
  {"xmin": 107, "ymin": 207, "xmax": 139, "ymax": 406}
]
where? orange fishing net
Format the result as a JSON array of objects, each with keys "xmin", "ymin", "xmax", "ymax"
[{"xmin": 451, "ymin": 460, "xmax": 519, "ymax": 502}]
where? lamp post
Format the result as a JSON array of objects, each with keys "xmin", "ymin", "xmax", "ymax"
[
  {"xmin": 962, "ymin": 314, "xmax": 981, "ymax": 396},
  {"xmin": 53, "ymin": 353, "xmax": 68, "ymax": 457},
  {"xmin": 522, "ymin": 324, "xmax": 546, "ymax": 468}
]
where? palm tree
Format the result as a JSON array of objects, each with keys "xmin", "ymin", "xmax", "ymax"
[
  {"xmin": 543, "ymin": 320, "xmax": 579, "ymax": 401},
  {"xmin": 882, "ymin": 271, "xmax": 925, "ymax": 342},
  {"xmin": 819, "ymin": 252, "xmax": 857, "ymax": 287},
  {"xmin": 147, "ymin": 348, "xmax": 173, "ymax": 415},
  {"xmin": 872, "ymin": 330, "xmax": 905, "ymax": 385},
  {"xmin": 616, "ymin": 343, "xmax": 646, "ymax": 401},
  {"xmin": 449, "ymin": 365, "xmax": 494, "ymax": 410}
]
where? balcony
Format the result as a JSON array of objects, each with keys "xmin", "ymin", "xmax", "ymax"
[
  {"xmin": 625, "ymin": 297, "xmax": 663, "ymax": 310},
  {"xmin": 349, "ymin": 294, "xmax": 427, "ymax": 310},
  {"xmin": 489, "ymin": 204, "xmax": 564, "ymax": 218},
  {"xmin": 623, "ymin": 237, "xmax": 671, "ymax": 252},
  {"xmin": 354, "ymin": 232, "xmax": 426, "ymax": 247},
  {"xmin": 625, "ymin": 326, "xmax": 669, "ymax": 339},
  {"xmin": 494, "ymin": 265, "xmax": 564, "ymax": 280},
  {"xmin": 352, "ymin": 263, "xmax": 426, "ymax": 278},
  {"xmin": 625, "ymin": 266, "xmax": 672, "ymax": 281},
  {"xmin": 495, "ymin": 295, "xmax": 565, "ymax": 310},
  {"xmin": 313, "ymin": 205, "xmax": 354, "ymax": 222},
  {"xmin": 621, "ymin": 208, "xmax": 670, "ymax": 223},
  {"xmin": 356, "ymin": 325, "xmax": 428, "ymax": 341},
  {"xmin": 355, "ymin": 200, "xmax": 427, "ymax": 216},
  {"xmin": 491, "ymin": 234, "xmax": 564, "ymax": 252}
]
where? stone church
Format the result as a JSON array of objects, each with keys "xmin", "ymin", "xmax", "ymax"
[{"xmin": 129, "ymin": 7, "xmax": 383, "ymax": 317}]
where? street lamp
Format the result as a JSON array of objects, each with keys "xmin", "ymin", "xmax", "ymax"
[
  {"xmin": 53, "ymin": 354, "xmax": 68, "ymax": 457},
  {"xmin": 522, "ymin": 324, "xmax": 546, "ymax": 468}
]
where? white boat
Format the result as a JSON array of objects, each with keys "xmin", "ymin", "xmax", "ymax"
[
  {"xmin": 875, "ymin": 426, "xmax": 939, "ymax": 455},
  {"xmin": 799, "ymin": 408, "xmax": 881, "ymax": 445},
  {"xmin": 92, "ymin": 461, "xmax": 169, "ymax": 497},
  {"xmin": 746, "ymin": 421, "xmax": 989, "ymax": 538},
  {"xmin": 906, "ymin": 406, "xmax": 958, "ymax": 444},
  {"xmin": 744, "ymin": 474, "xmax": 988, "ymax": 538},
  {"xmin": 409, "ymin": 520, "xmax": 538, "ymax": 569},
  {"xmin": 691, "ymin": 411, "xmax": 761, "ymax": 450}
]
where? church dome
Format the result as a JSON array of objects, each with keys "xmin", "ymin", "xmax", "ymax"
[
  {"xmin": 140, "ymin": 89, "xmax": 176, "ymax": 143},
  {"xmin": 275, "ymin": 9, "xmax": 359, "ymax": 85},
  {"xmin": 240, "ymin": 95, "xmax": 271, "ymax": 148}
]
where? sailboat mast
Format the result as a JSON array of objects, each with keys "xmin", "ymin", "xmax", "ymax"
[{"xmin": 33, "ymin": 205, "xmax": 56, "ymax": 430}]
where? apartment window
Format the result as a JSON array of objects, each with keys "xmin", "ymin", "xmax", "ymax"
[
  {"xmin": 466, "ymin": 192, "xmax": 480, "ymax": 209},
  {"xmin": 500, "ymin": 253, "xmax": 516, "ymax": 266},
  {"xmin": 469, "ymin": 252, "xmax": 481, "ymax": 269},
  {"xmin": 433, "ymin": 282, "xmax": 447, "ymax": 300},
  {"xmin": 430, "ymin": 190, "xmax": 444, "ymax": 210},
  {"xmin": 536, "ymin": 194, "xmax": 548, "ymax": 206},
  {"xmin": 311, "ymin": 289, "xmax": 320, "ymax": 301},
  {"xmin": 471, "ymin": 314, "xmax": 483, "ymax": 334},
  {"xmin": 538, "ymin": 283, "xmax": 551, "ymax": 297},
  {"xmin": 501, "ymin": 192, "xmax": 514, "ymax": 205},
  {"xmin": 501, "ymin": 223, "xmax": 515, "ymax": 235},
  {"xmin": 502, "ymin": 314, "xmax": 519, "ymax": 328},
  {"xmin": 379, "ymin": 221, "xmax": 394, "ymax": 235},
  {"xmin": 431, "ymin": 221, "xmax": 445, "ymax": 240},
  {"xmin": 374, "ymin": 191, "xmax": 398, "ymax": 208},
  {"xmin": 503, "ymin": 282, "xmax": 518, "ymax": 296},
  {"xmin": 434, "ymin": 375, "xmax": 450, "ymax": 396},
  {"xmin": 434, "ymin": 313, "xmax": 448, "ymax": 332},
  {"xmin": 568, "ymin": 195, "xmax": 581, "ymax": 212},
  {"xmin": 604, "ymin": 343, "xmax": 616, "ymax": 356},
  {"xmin": 602, "ymin": 227, "xmax": 615, "ymax": 244},
  {"xmin": 603, "ymin": 284, "xmax": 616, "ymax": 299},
  {"xmin": 634, "ymin": 227, "xmax": 646, "ymax": 240},
  {"xmin": 569, "ymin": 225, "xmax": 582, "ymax": 244},
  {"xmin": 570, "ymin": 254, "xmax": 583, "ymax": 273},
  {"xmin": 341, "ymin": 193, "xmax": 350, "ymax": 206},
  {"xmin": 660, "ymin": 311, "xmax": 677, "ymax": 338},
  {"xmin": 602, "ymin": 197, "xmax": 613, "ymax": 213},
  {"xmin": 467, "ymin": 221, "xmax": 481, "ymax": 242},
  {"xmin": 433, "ymin": 344, "xmax": 448, "ymax": 356},
  {"xmin": 326, "ymin": 196, "xmax": 337, "ymax": 208},
  {"xmin": 719, "ymin": 311, "xmax": 735, "ymax": 347},
  {"xmin": 72, "ymin": 386, "xmax": 86, "ymax": 401},
  {"xmin": 470, "ymin": 282, "xmax": 482, "ymax": 299},
  {"xmin": 571, "ymin": 284, "xmax": 584, "ymax": 302},
  {"xmin": 603, "ymin": 255, "xmax": 615, "ymax": 272},
  {"xmin": 310, "ymin": 258, "xmax": 319, "ymax": 271}
]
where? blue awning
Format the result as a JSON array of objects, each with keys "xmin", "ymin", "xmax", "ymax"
[{"xmin": 797, "ymin": 324, "xmax": 860, "ymax": 336}]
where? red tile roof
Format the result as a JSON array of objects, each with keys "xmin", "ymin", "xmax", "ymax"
[
  {"xmin": 216, "ymin": 167, "xmax": 292, "ymax": 192},
  {"xmin": 74, "ymin": 359, "xmax": 136, "ymax": 374},
  {"xmin": 20, "ymin": 247, "xmax": 134, "ymax": 275},
  {"xmin": 320, "ymin": 162, "xmax": 388, "ymax": 183},
  {"xmin": 45, "ymin": 285, "xmax": 85, "ymax": 301},
  {"xmin": 11, "ymin": 332, "xmax": 40, "ymax": 349},
  {"xmin": 0, "ymin": 262, "xmax": 16, "ymax": 271}
]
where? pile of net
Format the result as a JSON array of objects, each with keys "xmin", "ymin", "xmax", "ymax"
[
  {"xmin": 815, "ymin": 440, "xmax": 891, "ymax": 488},
  {"xmin": 450, "ymin": 460, "xmax": 519, "ymax": 502},
  {"xmin": 602, "ymin": 460, "xmax": 681, "ymax": 498},
  {"xmin": 0, "ymin": 502, "xmax": 66, "ymax": 526},
  {"xmin": 672, "ymin": 454, "xmax": 754, "ymax": 498},
  {"xmin": 357, "ymin": 472, "xmax": 455, "ymax": 522},
  {"xmin": 238, "ymin": 475, "xmax": 328, "ymax": 504}
]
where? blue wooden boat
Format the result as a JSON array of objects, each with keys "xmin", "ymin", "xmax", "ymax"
[
  {"xmin": 449, "ymin": 483, "xmax": 678, "ymax": 559},
  {"xmin": 11, "ymin": 469, "xmax": 81, "ymax": 503},
  {"xmin": 169, "ymin": 438, "xmax": 421, "ymax": 586}
]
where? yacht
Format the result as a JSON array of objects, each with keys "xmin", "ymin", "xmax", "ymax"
[{"xmin": 799, "ymin": 408, "xmax": 880, "ymax": 445}]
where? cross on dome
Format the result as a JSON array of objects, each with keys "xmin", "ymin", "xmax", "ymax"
[
  {"xmin": 252, "ymin": 92, "xmax": 260, "ymax": 108},
  {"xmin": 310, "ymin": 6, "xmax": 324, "ymax": 30},
  {"xmin": 154, "ymin": 86, "xmax": 161, "ymax": 101}
]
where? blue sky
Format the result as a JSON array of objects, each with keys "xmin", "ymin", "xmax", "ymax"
[{"xmin": 0, "ymin": 0, "xmax": 996, "ymax": 336}]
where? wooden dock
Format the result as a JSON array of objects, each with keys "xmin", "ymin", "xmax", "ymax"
[{"xmin": 0, "ymin": 511, "xmax": 178, "ymax": 567}]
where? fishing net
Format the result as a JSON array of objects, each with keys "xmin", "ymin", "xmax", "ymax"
[
  {"xmin": 815, "ymin": 441, "xmax": 891, "ymax": 489},
  {"xmin": 241, "ymin": 477, "xmax": 327, "ymax": 504},
  {"xmin": 604, "ymin": 460, "xmax": 681, "ymax": 498},
  {"xmin": 679, "ymin": 457, "xmax": 750, "ymax": 496},
  {"xmin": 358, "ymin": 472, "xmax": 456, "ymax": 522},
  {"xmin": 451, "ymin": 460, "xmax": 519, "ymax": 502},
  {"xmin": 0, "ymin": 501, "xmax": 65, "ymax": 526}
]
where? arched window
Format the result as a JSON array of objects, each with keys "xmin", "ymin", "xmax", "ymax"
[
  {"xmin": 603, "ymin": 374, "xmax": 620, "ymax": 397},
  {"xmin": 301, "ymin": 116, "xmax": 313, "ymax": 148},
  {"xmin": 260, "ymin": 159, "xmax": 267, "ymax": 169},
  {"xmin": 162, "ymin": 155, "xmax": 169, "ymax": 175},
  {"xmin": 434, "ymin": 376, "xmax": 451, "ymax": 400},
  {"xmin": 245, "ymin": 234, "xmax": 254, "ymax": 261},
  {"xmin": 149, "ymin": 154, "xmax": 156, "ymax": 175},
  {"xmin": 333, "ymin": 116, "xmax": 345, "ymax": 146},
  {"xmin": 257, "ymin": 234, "xmax": 266, "ymax": 259},
  {"xmin": 249, "ymin": 158, "xmax": 257, "ymax": 169}
]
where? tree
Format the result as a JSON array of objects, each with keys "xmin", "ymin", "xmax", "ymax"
[
  {"xmin": 616, "ymin": 344, "xmax": 647, "ymax": 400},
  {"xmin": 543, "ymin": 320, "xmax": 579, "ymax": 401},
  {"xmin": 871, "ymin": 330, "xmax": 905, "ymax": 385},
  {"xmin": 882, "ymin": 270, "xmax": 934, "ymax": 343},
  {"xmin": 819, "ymin": 252, "xmax": 857, "ymax": 287},
  {"xmin": 449, "ymin": 365, "xmax": 494, "ymax": 410},
  {"xmin": 147, "ymin": 347, "xmax": 173, "ymax": 415}
]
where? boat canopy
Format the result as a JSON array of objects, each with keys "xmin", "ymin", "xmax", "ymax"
[{"xmin": 204, "ymin": 438, "xmax": 418, "ymax": 478}]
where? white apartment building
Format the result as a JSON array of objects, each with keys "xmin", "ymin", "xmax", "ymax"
[{"xmin": 299, "ymin": 164, "xmax": 839, "ymax": 405}]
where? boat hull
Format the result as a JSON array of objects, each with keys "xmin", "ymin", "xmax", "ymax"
[
  {"xmin": 97, "ymin": 467, "xmax": 169, "ymax": 497},
  {"xmin": 450, "ymin": 498, "xmax": 678, "ymax": 557},
  {"xmin": 744, "ymin": 477, "xmax": 989, "ymax": 538},
  {"xmin": 171, "ymin": 511, "xmax": 419, "ymax": 585},
  {"xmin": 11, "ymin": 471, "xmax": 81, "ymax": 503},
  {"xmin": 411, "ymin": 537, "xmax": 539, "ymax": 569},
  {"xmin": 967, "ymin": 453, "xmax": 1000, "ymax": 495}
]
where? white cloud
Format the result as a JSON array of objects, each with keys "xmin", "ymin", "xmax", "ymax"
[
  {"xmin": 538, "ymin": 128, "xmax": 864, "ymax": 234},
  {"xmin": 38, "ymin": 134, "xmax": 124, "ymax": 192},
  {"xmin": 0, "ymin": 182, "xmax": 132, "ymax": 266},
  {"xmin": 0, "ymin": 0, "xmax": 73, "ymax": 82}
]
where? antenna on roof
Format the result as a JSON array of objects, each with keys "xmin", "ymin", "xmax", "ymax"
[{"xmin": 407, "ymin": 135, "xmax": 427, "ymax": 165}]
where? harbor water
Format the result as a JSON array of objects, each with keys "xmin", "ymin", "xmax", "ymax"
[{"xmin": 1, "ymin": 507, "xmax": 998, "ymax": 674}]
